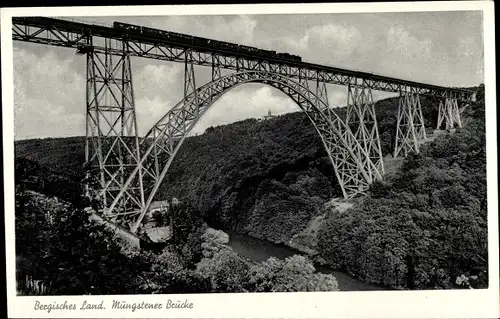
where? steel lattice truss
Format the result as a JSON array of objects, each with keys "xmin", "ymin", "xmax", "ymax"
[
  {"xmin": 12, "ymin": 17, "xmax": 477, "ymax": 233},
  {"xmin": 437, "ymin": 98, "xmax": 462, "ymax": 130},
  {"xmin": 12, "ymin": 17, "xmax": 475, "ymax": 100},
  {"xmin": 104, "ymin": 71, "xmax": 379, "ymax": 232},
  {"xmin": 346, "ymin": 84, "xmax": 385, "ymax": 180},
  {"xmin": 296, "ymin": 76, "xmax": 381, "ymax": 198},
  {"xmin": 393, "ymin": 89, "xmax": 428, "ymax": 158},
  {"xmin": 84, "ymin": 41, "xmax": 145, "ymax": 226}
]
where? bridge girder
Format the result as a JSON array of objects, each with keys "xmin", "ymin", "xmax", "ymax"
[{"xmin": 12, "ymin": 17, "xmax": 475, "ymax": 102}]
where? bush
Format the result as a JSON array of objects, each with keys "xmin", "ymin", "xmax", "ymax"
[
  {"xmin": 196, "ymin": 248, "xmax": 250, "ymax": 292},
  {"xmin": 248, "ymin": 255, "xmax": 339, "ymax": 292}
]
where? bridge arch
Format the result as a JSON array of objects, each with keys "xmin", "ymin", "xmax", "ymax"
[{"xmin": 106, "ymin": 71, "xmax": 380, "ymax": 232}]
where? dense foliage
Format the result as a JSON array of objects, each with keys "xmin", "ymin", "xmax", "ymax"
[
  {"xmin": 15, "ymin": 189, "xmax": 149, "ymax": 295},
  {"xmin": 15, "ymin": 189, "xmax": 212, "ymax": 295},
  {"xmin": 169, "ymin": 202, "xmax": 207, "ymax": 268},
  {"xmin": 14, "ymin": 91, "xmax": 443, "ymax": 246},
  {"xmin": 247, "ymin": 255, "xmax": 339, "ymax": 292},
  {"xmin": 317, "ymin": 93, "xmax": 488, "ymax": 290},
  {"xmin": 14, "ymin": 156, "xmax": 84, "ymax": 204},
  {"xmin": 14, "ymin": 84, "xmax": 486, "ymax": 292},
  {"xmin": 15, "ymin": 189, "xmax": 338, "ymax": 295},
  {"xmin": 157, "ymin": 114, "xmax": 339, "ymax": 243}
]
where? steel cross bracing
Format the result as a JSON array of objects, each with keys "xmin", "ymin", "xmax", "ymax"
[
  {"xmin": 105, "ymin": 71, "xmax": 379, "ymax": 232},
  {"xmin": 297, "ymin": 72, "xmax": 382, "ymax": 198},
  {"xmin": 437, "ymin": 98, "xmax": 463, "ymax": 130},
  {"xmin": 393, "ymin": 88, "xmax": 428, "ymax": 158},
  {"xmin": 12, "ymin": 17, "xmax": 475, "ymax": 101},
  {"xmin": 84, "ymin": 38, "xmax": 145, "ymax": 227},
  {"xmin": 184, "ymin": 50, "xmax": 197, "ymax": 97},
  {"xmin": 346, "ymin": 83, "xmax": 385, "ymax": 182},
  {"xmin": 12, "ymin": 16, "xmax": 476, "ymax": 232},
  {"xmin": 211, "ymin": 54, "xmax": 222, "ymax": 81}
]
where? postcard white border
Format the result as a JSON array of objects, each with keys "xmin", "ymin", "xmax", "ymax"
[{"xmin": 2, "ymin": 1, "xmax": 499, "ymax": 318}]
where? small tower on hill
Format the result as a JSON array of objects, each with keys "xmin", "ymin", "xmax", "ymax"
[{"xmin": 264, "ymin": 109, "xmax": 275, "ymax": 120}]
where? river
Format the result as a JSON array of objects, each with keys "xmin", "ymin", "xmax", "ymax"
[{"xmin": 226, "ymin": 231, "xmax": 383, "ymax": 291}]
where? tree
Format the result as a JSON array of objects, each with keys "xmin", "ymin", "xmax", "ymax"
[
  {"xmin": 200, "ymin": 228, "xmax": 230, "ymax": 258},
  {"xmin": 137, "ymin": 250, "xmax": 211, "ymax": 294},
  {"xmin": 15, "ymin": 191, "xmax": 149, "ymax": 295},
  {"xmin": 248, "ymin": 255, "xmax": 339, "ymax": 292},
  {"xmin": 196, "ymin": 247, "xmax": 250, "ymax": 292}
]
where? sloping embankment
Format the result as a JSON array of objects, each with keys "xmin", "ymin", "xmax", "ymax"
[{"xmin": 287, "ymin": 198, "xmax": 354, "ymax": 263}]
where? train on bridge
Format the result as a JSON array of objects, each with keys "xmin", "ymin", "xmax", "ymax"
[{"xmin": 113, "ymin": 21, "xmax": 303, "ymax": 64}]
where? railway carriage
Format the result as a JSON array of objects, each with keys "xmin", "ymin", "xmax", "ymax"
[{"xmin": 112, "ymin": 21, "xmax": 302, "ymax": 63}]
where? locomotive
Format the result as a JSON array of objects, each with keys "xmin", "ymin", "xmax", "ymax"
[{"xmin": 113, "ymin": 21, "xmax": 302, "ymax": 63}]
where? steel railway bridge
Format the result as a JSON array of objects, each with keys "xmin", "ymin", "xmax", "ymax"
[{"xmin": 12, "ymin": 16, "xmax": 476, "ymax": 234}]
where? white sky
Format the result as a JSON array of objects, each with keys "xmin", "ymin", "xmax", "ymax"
[{"xmin": 13, "ymin": 11, "xmax": 484, "ymax": 140}]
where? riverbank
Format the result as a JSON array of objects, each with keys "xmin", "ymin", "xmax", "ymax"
[
  {"xmin": 206, "ymin": 197, "xmax": 389, "ymax": 291},
  {"xmin": 225, "ymin": 230, "xmax": 383, "ymax": 291}
]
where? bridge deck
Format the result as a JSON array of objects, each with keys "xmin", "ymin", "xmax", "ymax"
[{"xmin": 12, "ymin": 16, "xmax": 476, "ymax": 101}]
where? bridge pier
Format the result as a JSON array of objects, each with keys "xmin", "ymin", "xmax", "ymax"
[
  {"xmin": 346, "ymin": 83, "xmax": 385, "ymax": 179},
  {"xmin": 84, "ymin": 38, "xmax": 145, "ymax": 227},
  {"xmin": 437, "ymin": 97, "xmax": 462, "ymax": 130},
  {"xmin": 393, "ymin": 89, "xmax": 427, "ymax": 158},
  {"xmin": 184, "ymin": 50, "xmax": 197, "ymax": 97},
  {"xmin": 313, "ymin": 78, "xmax": 357, "ymax": 198},
  {"xmin": 297, "ymin": 75, "xmax": 383, "ymax": 198},
  {"xmin": 211, "ymin": 54, "xmax": 222, "ymax": 81}
]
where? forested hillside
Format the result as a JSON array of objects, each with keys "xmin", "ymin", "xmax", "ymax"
[
  {"xmin": 317, "ymin": 87, "xmax": 488, "ymax": 289},
  {"xmin": 15, "ymin": 136, "xmax": 85, "ymax": 175},
  {"xmin": 15, "ymin": 189, "xmax": 338, "ymax": 295},
  {"xmin": 14, "ymin": 89, "xmax": 479, "ymax": 246},
  {"xmin": 14, "ymin": 85, "xmax": 487, "ymax": 291},
  {"xmin": 143, "ymin": 92, "xmax": 451, "ymax": 244}
]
